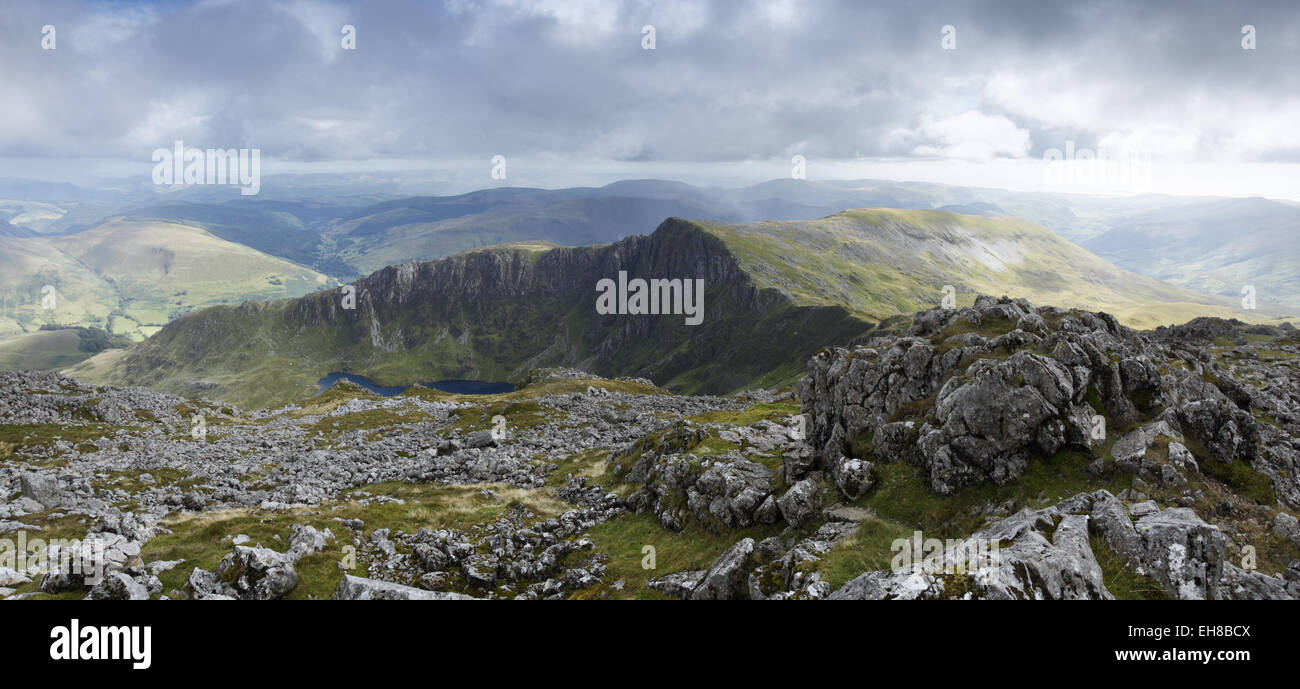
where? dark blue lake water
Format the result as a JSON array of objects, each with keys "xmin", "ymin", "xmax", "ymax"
[{"xmin": 316, "ymin": 372, "xmax": 515, "ymax": 397}]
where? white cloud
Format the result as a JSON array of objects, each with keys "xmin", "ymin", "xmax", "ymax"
[
  {"xmin": 123, "ymin": 100, "xmax": 214, "ymax": 148},
  {"xmin": 898, "ymin": 111, "xmax": 1031, "ymax": 161},
  {"xmin": 1095, "ymin": 126, "xmax": 1200, "ymax": 162},
  {"xmin": 489, "ymin": 0, "xmax": 622, "ymax": 43},
  {"xmin": 983, "ymin": 70, "xmax": 1109, "ymax": 133}
]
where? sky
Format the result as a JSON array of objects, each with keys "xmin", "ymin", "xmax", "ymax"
[{"xmin": 1, "ymin": 0, "xmax": 1298, "ymax": 198}]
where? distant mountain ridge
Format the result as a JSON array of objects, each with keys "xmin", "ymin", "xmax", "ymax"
[{"xmin": 6, "ymin": 178, "xmax": 1297, "ymax": 326}]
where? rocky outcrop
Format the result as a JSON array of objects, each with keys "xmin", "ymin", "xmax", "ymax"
[
  {"xmin": 216, "ymin": 546, "xmax": 300, "ymax": 601},
  {"xmin": 647, "ymin": 570, "xmax": 706, "ymax": 598},
  {"xmin": 827, "ymin": 489, "xmax": 1290, "ymax": 600},
  {"xmin": 1129, "ymin": 507, "xmax": 1224, "ymax": 600},
  {"xmin": 87, "ymin": 572, "xmax": 161, "ymax": 601},
  {"xmin": 640, "ymin": 488, "xmax": 1299, "ymax": 602},
  {"xmin": 776, "ymin": 479, "xmax": 820, "ymax": 528},
  {"xmin": 611, "ymin": 418, "xmax": 802, "ymax": 532},
  {"xmin": 19, "ymin": 471, "xmax": 62, "ymax": 510},
  {"xmin": 39, "ymin": 532, "xmax": 145, "ymax": 594},
  {"xmin": 798, "ymin": 296, "xmax": 1295, "ymax": 506}
]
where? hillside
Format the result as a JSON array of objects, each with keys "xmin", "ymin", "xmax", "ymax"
[
  {"xmin": 0, "ymin": 235, "xmax": 117, "ymax": 334},
  {"xmin": 119, "ymin": 200, "xmax": 360, "ymax": 277},
  {"xmin": 76, "ymin": 210, "xmax": 1282, "ymax": 409},
  {"xmin": 701, "ymin": 208, "xmax": 1280, "ymax": 327},
  {"xmin": 0, "ymin": 330, "xmax": 86, "ymax": 370},
  {"xmin": 0, "ymin": 326, "xmax": 131, "ymax": 371},
  {"xmin": 1083, "ymin": 197, "xmax": 1300, "ymax": 308},
  {"xmin": 0, "ymin": 218, "xmax": 337, "ymax": 339}
]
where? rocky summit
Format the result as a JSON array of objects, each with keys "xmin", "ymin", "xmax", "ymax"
[{"xmin": 2, "ymin": 299, "xmax": 1298, "ymax": 600}]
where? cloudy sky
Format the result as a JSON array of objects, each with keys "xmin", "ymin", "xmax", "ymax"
[{"xmin": 1, "ymin": 0, "xmax": 1298, "ymax": 197}]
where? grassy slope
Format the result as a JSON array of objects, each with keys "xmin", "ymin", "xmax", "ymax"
[
  {"xmin": 703, "ymin": 209, "xmax": 1290, "ymax": 328},
  {"xmin": 1083, "ymin": 198, "xmax": 1300, "ymax": 309},
  {"xmin": 0, "ymin": 219, "xmax": 338, "ymax": 341},
  {"xmin": 51, "ymin": 219, "xmax": 335, "ymax": 332},
  {"xmin": 0, "ymin": 236, "xmax": 117, "ymax": 336},
  {"xmin": 0, "ymin": 330, "xmax": 88, "ymax": 370}
]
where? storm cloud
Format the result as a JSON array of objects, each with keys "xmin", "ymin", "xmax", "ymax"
[{"xmin": 1, "ymin": 0, "xmax": 1298, "ymax": 172}]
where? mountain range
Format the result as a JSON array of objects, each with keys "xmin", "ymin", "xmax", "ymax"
[
  {"xmin": 72, "ymin": 208, "xmax": 1278, "ymax": 409},
  {"xmin": 7, "ymin": 176, "xmax": 1294, "ymax": 308}
]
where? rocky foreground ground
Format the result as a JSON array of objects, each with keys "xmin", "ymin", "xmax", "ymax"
[{"xmin": 1, "ymin": 296, "xmax": 1298, "ymax": 600}]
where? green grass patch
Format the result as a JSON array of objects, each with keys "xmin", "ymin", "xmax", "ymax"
[
  {"xmin": 307, "ymin": 408, "xmax": 426, "ymax": 438},
  {"xmin": 573, "ymin": 511, "xmax": 787, "ymax": 599},
  {"xmin": 545, "ymin": 448, "xmax": 610, "ymax": 488},
  {"xmin": 1090, "ymin": 535, "xmax": 1171, "ymax": 600},
  {"xmin": 1180, "ymin": 432, "xmax": 1277, "ymax": 505},
  {"xmin": 446, "ymin": 400, "xmax": 559, "ymax": 436},
  {"xmin": 0, "ymin": 424, "xmax": 121, "ymax": 454},
  {"xmin": 92, "ymin": 467, "xmax": 201, "ymax": 495},
  {"xmin": 815, "ymin": 518, "xmax": 915, "ymax": 589},
  {"xmin": 141, "ymin": 481, "xmax": 567, "ymax": 600},
  {"xmin": 1197, "ymin": 456, "xmax": 1277, "ymax": 505},
  {"xmin": 939, "ymin": 315, "xmax": 1017, "ymax": 340},
  {"xmin": 684, "ymin": 401, "xmax": 799, "ymax": 426},
  {"xmin": 693, "ymin": 436, "xmax": 741, "ymax": 457},
  {"xmin": 860, "ymin": 451, "xmax": 1129, "ymax": 539}
]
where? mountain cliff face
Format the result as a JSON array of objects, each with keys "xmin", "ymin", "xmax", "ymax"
[
  {"xmin": 97, "ymin": 218, "xmax": 870, "ymax": 407},
  {"xmin": 84, "ymin": 209, "xmax": 1277, "ymax": 409}
]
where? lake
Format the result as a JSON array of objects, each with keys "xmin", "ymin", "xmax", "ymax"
[{"xmin": 316, "ymin": 372, "xmax": 515, "ymax": 397}]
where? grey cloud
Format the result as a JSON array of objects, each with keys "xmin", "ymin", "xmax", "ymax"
[{"xmin": 0, "ymin": 0, "xmax": 1296, "ymax": 165}]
